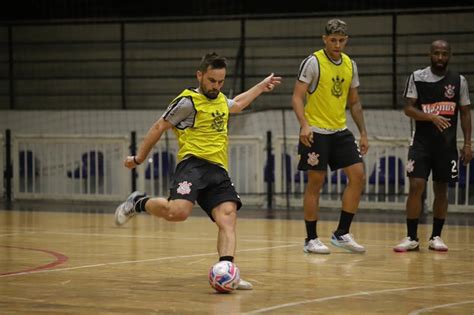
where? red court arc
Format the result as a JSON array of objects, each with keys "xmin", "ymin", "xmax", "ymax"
[{"xmin": 0, "ymin": 245, "xmax": 68, "ymax": 276}]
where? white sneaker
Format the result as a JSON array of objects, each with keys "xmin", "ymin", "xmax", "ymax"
[
  {"xmin": 236, "ymin": 278, "xmax": 253, "ymax": 290},
  {"xmin": 114, "ymin": 191, "xmax": 147, "ymax": 226},
  {"xmin": 304, "ymin": 238, "xmax": 330, "ymax": 254},
  {"xmin": 429, "ymin": 236, "xmax": 448, "ymax": 252},
  {"xmin": 330, "ymin": 233, "xmax": 365, "ymax": 253},
  {"xmin": 393, "ymin": 237, "xmax": 420, "ymax": 252}
]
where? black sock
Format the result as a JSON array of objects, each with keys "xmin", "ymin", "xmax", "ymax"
[
  {"xmin": 431, "ymin": 217, "xmax": 445, "ymax": 239},
  {"xmin": 334, "ymin": 210, "xmax": 354, "ymax": 237},
  {"xmin": 135, "ymin": 196, "xmax": 150, "ymax": 213},
  {"xmin": 305, "ymin": 220, "xmax": 318, "ymax": 242},
  {"xmin": 407, "ymin": 218, "xmax": 419, "ymax": 241},
  {"xmin": 219, "ymin": 256, "xmax": 234, "ymax": 263}
]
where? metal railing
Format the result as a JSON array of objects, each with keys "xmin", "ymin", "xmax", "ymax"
[
  {"xmin": 11, "ymin": 134, "xmax": 130, "ymax": 201},
  {"xmin": 3, "ymin": 133, "xmax": 472, "ymax": 212},
  {"xmin": 273, "ymin": 136, "xmax": 473, "ymax": 212}
]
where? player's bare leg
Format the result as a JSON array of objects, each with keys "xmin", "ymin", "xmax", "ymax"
[
  {"xmin": 303, "ymin": 170, "xmax": 330, "ymax": 254},
  {"xmin": 212, "ymin": 202, "xmax": 252, "ymax": 290},
  {"xmin": 429, "ymin": 181, "xmax": 449, "ymax": 251},
  {"xmin": 394, "ymin": 177, "xmax": 425, "ymax": 252},
  {"xmin": 330, "ymin": 162, "xmax": 366, "ymax": 253}
]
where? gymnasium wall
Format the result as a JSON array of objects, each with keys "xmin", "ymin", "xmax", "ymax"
[{"xmin": 0, "ymin": 9, "xmax": 473, "ymax": 111}]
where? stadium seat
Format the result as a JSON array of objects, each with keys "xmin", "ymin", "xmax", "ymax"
[
  {"xmin": 144, "ymin": 152, "xmax": 176, "ymax": 179},
  {"xmin": 368, "ymin": 156, "xmax": 405, "ymax": 186},
  {"xmin": 67, "ymin": 151, "xmax": 104, "ymax": 179},
  {"xmin": 19, "ymin": 150, "xmax": 39, "ymax": 177},
  {"xmin": 330, "ymin": 170, "xmax": 348, "ymax": 184},
  {"xmin": 264, "ymin": 153, "xmax": 292, "ymax": 183}
]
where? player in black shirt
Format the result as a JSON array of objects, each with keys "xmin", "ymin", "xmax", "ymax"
[{"xmin": 394, "ymin": 40, "xmax": 472, "ymax": 252}]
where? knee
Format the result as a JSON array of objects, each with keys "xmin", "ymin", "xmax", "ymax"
[
  {"xmin": 214, "ymin": 207, "xmax": 237, "ymax": 229},
  {"xmin": 408, "ymin": 180, "xmax": 425, "ymax": 196},
  {"xmin": 165, "ymin": 206, "xmax": 189, "ymax": 222},
  {"xmin": 166, "ymin": 212, "xmax": 188, "ymax": 222},
  {"xmin": 307, "ymin": 175, "xmax": 326, "ymax": 191},
  {"xmin": 348, "ymin": 169, "xmax": 365, "ymax": 188}
]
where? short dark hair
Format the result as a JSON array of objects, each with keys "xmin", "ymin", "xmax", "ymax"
[
  {"xmin": 198, "ymin": 52, "xmax": 227, "ymax": 73},
  {"xmin": 325, "ymin": 19, "xmax": 348, "ymax": 35}
]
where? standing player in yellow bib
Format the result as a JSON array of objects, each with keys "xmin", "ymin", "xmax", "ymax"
[
  {"xmin": 292, "ymin": 19, "xmax": 369, "ymax": 254},
  {"xmin": 114, "ymin": 52, "xmax": 281, "ymax": 290}
]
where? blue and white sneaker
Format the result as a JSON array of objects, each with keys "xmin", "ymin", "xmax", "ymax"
[
  {"xmin": 330, "ymin": 232, "xmax": 365, "ymax": 253},
  {"xmin": 114, "ymin": 191, "xmax": 147, "ymax": 226},
  {"xmin": 304, "ymin": 238, "xmax": 330, "ymax": 254}
]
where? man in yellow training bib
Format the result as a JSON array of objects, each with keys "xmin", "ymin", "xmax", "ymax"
[
  {"xmin": 115, "ymin": 52, "xmax": 281, "ymax": 290},
  {"xmin": 292, "ymin": 19, "xmax": 369, "ymax": 254}
]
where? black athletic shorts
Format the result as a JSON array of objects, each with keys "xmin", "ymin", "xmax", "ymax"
[
  {"xmin": 407, "ymin": 140, "xmax": 459, "ymax": 183},
  {"xmin": 297, "ymin": 129, "xmax": 363, "ymax": 171},
  {"xmin": 169, "ymin": 156, "xmax": 242, "ymax": 221}
]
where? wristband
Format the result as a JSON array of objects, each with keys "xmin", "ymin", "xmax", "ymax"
[{"xmin": 133, "ymin": 156, "xmax": 141, "ymax": 165}]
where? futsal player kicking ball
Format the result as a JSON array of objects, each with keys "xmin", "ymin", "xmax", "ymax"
[{"xmin": 115, "ymin": 52, "xmax": 282, "ymax": 289}]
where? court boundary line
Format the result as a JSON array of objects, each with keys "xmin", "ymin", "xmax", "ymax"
[
  {"xmin": 0, "ymin": 245, "xmax": 68, "ymax": 276},
  {"xmin": 408, "ymin": 300, "xmax": 474, "ymax": 315},
  {"xmin": 0, "ymin": 243, "xmax": 298, "ymax": 278},
  {"xmin": 243, "ymin": 281, "xmax": 474, "ymax": 314}
]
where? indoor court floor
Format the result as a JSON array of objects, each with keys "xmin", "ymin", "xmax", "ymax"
[{"xmin": 0, "ymin": 205, "xmax": 473, "ymax": 314}]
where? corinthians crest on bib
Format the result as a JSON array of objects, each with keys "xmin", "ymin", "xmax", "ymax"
[
  {"xmin": 211, "ymin": 110, "xmax": 225, "ymax": 132},
  {"xmin": 331, "ymin": 75, "xmax": 345, "ymax": 98},
  {"xmin": 444, "ymin": 84, "xmax": 455, "ymax": 99}
]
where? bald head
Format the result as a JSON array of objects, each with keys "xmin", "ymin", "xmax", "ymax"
[
  {"xmin": 429, "ymin": 40, "xmax": 451, "ymax": 75},
  {"xmin": 430, "ymin": 40, "xmax": 451, "ymax": 54}
]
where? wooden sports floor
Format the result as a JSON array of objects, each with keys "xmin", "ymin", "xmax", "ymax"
[{"xmin": 1, "ymin": 206, "xmax": 473, "ymax": 314}]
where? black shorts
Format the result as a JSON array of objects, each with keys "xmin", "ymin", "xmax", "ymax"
[
  {"xmin": 297, "ymin": 129, "xmax": 363, "ymax": 171},
  {"xmin": 407, "ymin": 142, "xmax": 459, "ymax": 183},
  {"xmin": 169, "ymin": 156, "xmax": 242, "ymax": 220}
]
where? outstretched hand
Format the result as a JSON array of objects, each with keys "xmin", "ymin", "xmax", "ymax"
[{"xmin": 261, "ymin": 73, "xmax": 282, "ymax": 92}]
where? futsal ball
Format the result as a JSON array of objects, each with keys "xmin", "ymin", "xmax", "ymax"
[{"xmin": 208, "ymin": 261, "xmax": 240, "ymax": 293}]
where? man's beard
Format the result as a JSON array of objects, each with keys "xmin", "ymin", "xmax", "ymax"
[
  {"xmin": 201, "ymin": 84, "xmax": 219, "ymax": 99},
  {"xmin": 431, "ymin": 62, "xmax": 447, "ymax": 73}
]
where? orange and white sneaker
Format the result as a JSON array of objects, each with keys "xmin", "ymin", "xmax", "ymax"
[
  {"xmin": 428, "ymin": 236, "xmax": 448, "ymax": 252},
  {"xmin": 393, "ymin": 237, "xmax": 420, "ymax": 252}
]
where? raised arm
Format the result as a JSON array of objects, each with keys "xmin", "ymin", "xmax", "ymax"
[
  {"xmin": 291, "ymin": 80, "xmax": 313, "ymax": 147},
  {"xmin": 229, "ymin": 73, "xmax": 282, "ymax": 113},
  {"xmin": 347, "ymin": 87, "xmax": 369, "ymax": 155},
  {"xmin": 124, "ymin": 118, "xmax": 174, "ymax": 169}
]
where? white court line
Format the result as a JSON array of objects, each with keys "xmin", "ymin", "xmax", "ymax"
[
  {"xmin": 408, "ymin": 300, "xmax": 474, "ymax": 315},
  {"xmin": 0, "ymin": 243, "xmax": 298, "ymax": 278},
  {"xmin": 41, "ymin": 231, "xmax": 302, "ymax": 244},
  {"xmin": 244, "ymin": 281, "xmax": 474, "ymax": 314}
]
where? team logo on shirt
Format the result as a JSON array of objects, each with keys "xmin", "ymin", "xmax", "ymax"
[
  {"xmin": 177, "ymin": 181, "xmax": 192, "ymax": 195},
  {"xmin": 307, "ymin": 152, "xmax": 320, "ymax": 166},
  {"xmin": 406, "ymin": 159, "xmax": 415, "ymax": 173},
  {"xmin": 444, "ymin": 84, "xmax": 455, "ymax": 99},
  {"xmin": 331, "ymin": 75, "xmax": 345, "ymax": 98},
  {"xmin": 211, "ymin": 110, "xmax": 226, "ymax": 132}
]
